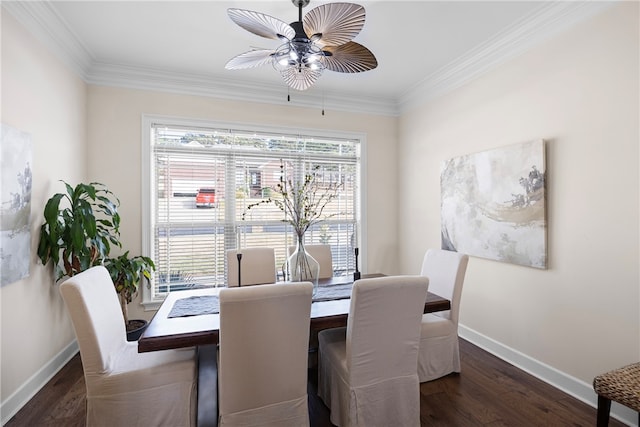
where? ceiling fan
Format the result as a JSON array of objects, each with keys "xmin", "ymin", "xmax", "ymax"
[{"xmin": 225, "ymin": 0, "xmax": 378, "ymax": 91}]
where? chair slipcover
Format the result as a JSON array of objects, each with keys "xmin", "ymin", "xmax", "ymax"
[
  {"xmin": 418, "ymin": 249, "xmax": 469, "ymax": 382},
  {"xmin": 317, "ymin": 275, "xmax": 429, "ymax": 427},
  {"xmin": 218, "ymin": 282, "xmax": 313, "ymax": 426},
  {"xmin": 287, "ymin": 244, "xmax": 333, "ymax": 279},
  {"xmin": 226, "ymin": 247, "xmax": 276, "ymax": 286},
  {"xmin": 59, "ymin": 266, "xmax": 197, "ymax": 427}
]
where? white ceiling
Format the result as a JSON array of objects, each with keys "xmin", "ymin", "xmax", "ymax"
[{"xmin": 4, "ymin": 1, "xmax": 613, "ymax": 115}]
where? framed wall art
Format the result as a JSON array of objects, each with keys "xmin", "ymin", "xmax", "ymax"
[
  {"xmin": 1, "ymin": 124, "xmax": 33, "ymax": 286},
  {"xmin": 441, "ymin": 139, "xmax": 547, "ymax": 269}
]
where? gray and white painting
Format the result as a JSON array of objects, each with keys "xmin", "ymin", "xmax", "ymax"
[
  {"xmin": 441, "ymin": 140, "xmax": 546, "ymax": 269},
  {"xmin": 1, "ymin": 124, "xmax": 33, "ymax": 286}
]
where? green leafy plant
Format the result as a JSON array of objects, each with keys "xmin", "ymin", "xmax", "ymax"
[
  {"xmin": 104, "ymin": 252, "xmax": 156, "ymax": 327},
  {"xmin": 37, "ymin": 181, "xmax": 122, "ymax": 280}
]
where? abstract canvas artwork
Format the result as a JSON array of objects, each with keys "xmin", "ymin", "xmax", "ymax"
[
  {"xmin": 1, "ymin": 124, "xmax": 33, "ymax": 286},
  {"xmin": 441, "ymin": 140, "xmax": 547, "ymax": 269}
]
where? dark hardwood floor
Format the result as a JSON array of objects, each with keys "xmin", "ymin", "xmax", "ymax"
[{"xmin": 6, "ymin": 338, "xmax": 621, "ymax": 427}]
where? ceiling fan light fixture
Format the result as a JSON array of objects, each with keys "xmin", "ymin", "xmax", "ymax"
[
  {"xmin": 273, "ymin": 41, "xmax": 326, "ymax": 73},
  {"xmin": 225, "ymin": 1, "xmax": 377, "ymax": 91}
]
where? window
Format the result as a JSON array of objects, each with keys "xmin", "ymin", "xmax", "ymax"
[{"xmin": 142, "ymin": 116, "xmax": 363, "ymax": 307}]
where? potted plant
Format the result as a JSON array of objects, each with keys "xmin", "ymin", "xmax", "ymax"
[
  {"xmin": 38, "ymin": 181, "xmax": 155, "ymax": 341},
  {"xmin": 104, "ymin": 252, "xmax": 156, "ymax": 341},
  {"xmin": 38, "ymin": 181, "xmax": 121, "ymax": 280}
]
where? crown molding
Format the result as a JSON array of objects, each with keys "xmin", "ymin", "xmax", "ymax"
[
  {"xmin": 2, "ymin": 0, "xmax": 93, "ymax": 79},
  {"xmin": 4, "ymin": 1, "xmax": 615, "ymax": 117},
  {"xmin": 86, "ymin": 62, "xmax": 399, "ymax": 116},
  {"xmin": 397, "ymin": 1, "xmax": 616, "ymax": 113}
]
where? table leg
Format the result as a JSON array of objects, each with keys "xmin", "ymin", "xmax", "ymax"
[{"xmin": 197, "ymin": 344, "xmax": 218, "ymax": 427}]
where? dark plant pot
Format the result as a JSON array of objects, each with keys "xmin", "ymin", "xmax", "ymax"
[{"xmin": 126, "ymin": 319, "xmax": 148, "ymax": 341}]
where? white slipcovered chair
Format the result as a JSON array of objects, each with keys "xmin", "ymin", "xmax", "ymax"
[
  {"xmin": 287, "ymin": 244, "xmax": 333, "ymax": 279},
  {"xmin": 317, "ymin": 275, "xmax": 429, "ymax": 427},
  {"xmin": 218, "ymin": 282, "xmax": 313, "ymax": 426},
  {"xmin": 418, "ymin": 248, "xmax": 469, "ymax": 382},
  {"xmin": 59, "ymin": 266, "xmax": 197, "ymax": 427},
  {"xmin": 226, "ymin": 247, "xmax": 276, "ymax": 287}
]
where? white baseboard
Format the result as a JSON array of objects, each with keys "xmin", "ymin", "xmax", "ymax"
[
  {"xmin": 1, "ymin": 340, "xmax": 79, "ymax": 426},
  {"xmin": 459, "ymin": 325, "xmax": 637, "ymax": 426}
]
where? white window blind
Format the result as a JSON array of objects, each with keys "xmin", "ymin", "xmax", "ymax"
[{"xmin": 145, "ymin": 120, "xmax": 361, "ymax": 302}]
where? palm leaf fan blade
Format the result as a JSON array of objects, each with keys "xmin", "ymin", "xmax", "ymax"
[
  {"xmin": 323, "ymin": 41, "xmax": 377, "ymax": 73},
  {"xmin": 303, "ymin": 3, "xmax": 366, "ymax": 47},
  {"xmin": 280, "ymin": 66, "xmax": 323, "ymax": 91},
  {"xmin": 225, "ymin": 49, "xmax": 276, "ymax": 70},
  {"xmin": 227, "ymin": 8, "xmax": 295, "ymax": 41}
]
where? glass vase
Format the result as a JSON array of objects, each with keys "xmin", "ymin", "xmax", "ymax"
[{"xmin": 286, "ymin": 236, "xmax": 320, "ymax": 295}]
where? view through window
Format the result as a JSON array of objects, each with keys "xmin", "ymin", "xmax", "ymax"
[{"xmin": 143, "ymin": 118, "xmax": 362, "ymax": 303}]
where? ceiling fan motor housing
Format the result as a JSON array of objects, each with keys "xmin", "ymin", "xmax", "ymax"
[{"xmin": 292, "ymin": 0, "xmax": 311, "ymax": 8}]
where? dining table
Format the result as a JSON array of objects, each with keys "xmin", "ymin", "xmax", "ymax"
[
  {"xmin": 138, "ymin": 273, "xmax": 451, "ymax": 353},
  {"xmin": 138, "ymin": 274, "xmax": 450, "ymax": 427}
]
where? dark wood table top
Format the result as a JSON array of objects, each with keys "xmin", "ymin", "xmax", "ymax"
[{"xmin": 138, "ymin": 274, "xmax": 451, "ymax": 353}]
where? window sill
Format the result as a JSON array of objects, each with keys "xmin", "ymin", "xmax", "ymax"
[{"xmin": 141, "ymin": 299, "xmax": 163, "ymax": 312}]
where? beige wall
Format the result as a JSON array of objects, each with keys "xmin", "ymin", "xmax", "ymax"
[
  {"xmin": 398, "ymin": 1, "xmax": 639, "ymax": 387},
  {"xmin": 1, "ymin": 12, "xmax": 87, "ymax": 409},
  {"xmin": 85, "ymin": 86, "xmax": 399, "ymax": 322}
]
